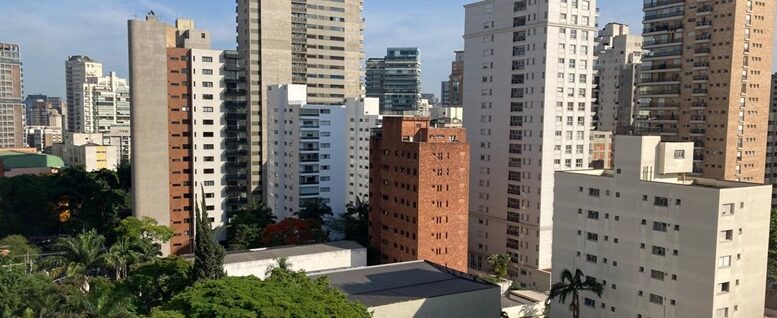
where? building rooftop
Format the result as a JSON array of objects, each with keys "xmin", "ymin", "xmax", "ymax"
[
  {"xmin": 310, "ymin": 260, "xmax": 497, "ymax": 307},
  {"xmin": 0, "ymin": 150, "xmax": 64, "ymax": 170},
  {"xmin": 217, "ymin": 241, "xmax": 364, "ymax": 265},
  {"xmin": 558, "ymin": 169, "xmax": 764, "ymax": 189}
]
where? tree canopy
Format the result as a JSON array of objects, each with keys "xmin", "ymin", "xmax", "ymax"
[
  {"xmin": 227, "ymin": 202, "xmax": 277, "ymax": 251},
  {"xmin": 152, "ymin": 270, "xmax": 370, "ymax": 318}
]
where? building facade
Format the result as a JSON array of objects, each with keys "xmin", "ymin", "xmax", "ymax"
[
  {"xmin": 589, "ymin": 130, "xmax": 613, "ymax": 169},
  {"xmin": 369, "ymin": 116, "xmax": 469, "ymax": 272},
  {"xmin": 635, "ymin": 0, "xmax": 776, "ymax": 182},
  {"xmin": 593, "ymin": 23, "xmax": 642, "ymax": 134},
  {"xmin": 50, "ymin": 132, "xmax": 120, "ymax": 171},
  {"xmin": 86, "ymin": 72, "xmax": 130, "ymax": 133},
  {"xmin": 0, "ymin": 43, "xmax": 25, "ymax": 149},
  {"xmin": 129, "ymin": 16, "xmax": 242, "ymax": 254},
  {"xmin": 553, "ymin": 135, "xmax": 771, "ymax": 318},
  {"xmin": 24, "ymin": 95, "xmax": 66, "ymax": 128},
  {"xmin": 767, "ymin": 73, "xmax": 777, "ymax": 208},
  {"xmin": 65, "ymin": 55, "xmax": 102, "ymax": 133},
  {"xmin": 445, "ymin": 50, "xmax": 464, "ymax": 108},
  {"xmin": 236, "ymin": 0, "xmax": 364, "ymax": 202},
  {"xmin": 463, "ymin": 0, "xmax": 597, "ymax": 289},
  {"xmin": 366, "ymin": 48, "xmax": 422, "ymax": 113},
  {"xmin": 266, "ymin": 84, "xmax": 378, "ymax": 219}
]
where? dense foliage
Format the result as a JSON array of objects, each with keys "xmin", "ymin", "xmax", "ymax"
[
  {"xmin": 0, "ymin": 167, "xmax": 131, "ymax": 240},
  {"xmin": 152, "ymin": 270, "xmax": 370, "ymax": 318},
  {"xmin": 261, "ymin": 218, "xmax": 326, "ymax": 246},
  {"xmin": 227, "ymin": 202, "xmax": 277, "ymax": 250},
  {"xmin": 192, "ymin": 194, "xmax": 226, "ymax": 282},
  {"xmin": 769, "ymin": 209, "xmax": 777, "ymax": 282}
]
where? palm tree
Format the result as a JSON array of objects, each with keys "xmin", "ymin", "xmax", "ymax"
[
  {"xmin": 547, "ymin": 269, "xmax": 604, "ymax": 318},
  {"xmin": 343, "ymin": 198, "xmax": 369, "ymax": 246},
  {"xmin": 102, "ymin": 236, "xmax": 147, "ymax": 280},
  {"xmin": 487, "ymin": 254, "xmax": 511, "ymax": 279},
  {"xmin": 42, "ymin": 230, "xmax": 107, "ymax": 286},
  {"xmin": 295, "ymin": 198, "xmax": 333, "ymax": 223}
]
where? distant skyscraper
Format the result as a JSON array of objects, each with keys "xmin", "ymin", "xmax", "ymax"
[
  {"xmin": 0, "ymin": 43, "xmax": 25, "ymax": 149},
  {"xmin": 366, "ymin": 48, "xmax": 422, "ymax": 113},
  {"xmin": 464, "ymin": 0, "xmax": 597, "ymax": 290},
  {"xmin": 24, "ymin": 95, "xmax": 66, "ymax": 128},
  {"xmin": 266, "ymin": 85, "xmax": 379, "ymax": 219},
  {"xmin": 636, "ymin": 0, "xmax": 776, "ymax": 182},
  {"xmin": 129, "ymin": 16, "xmax": 246, "ymax": 254},
  {"xmin": 445, "ymin": 50, "xmax": 464, "ymax": 108},
  {"xmin": 65, "ymin": 55, "xmax": 102, "ymax": 133},
  {"xmin": 368, "ymin": 116, "xmax": 469, "ymax": 272},
  {"xmin": 236, "ymin": 0, "xmax": 365, "ymax": 203},
  {"xmin": 592, "ymin": 23, "xmax": 641, "ymax": 134},
  {"xmin": 440, "ymin": 80, "xmax": 451, "ymax": 107}
]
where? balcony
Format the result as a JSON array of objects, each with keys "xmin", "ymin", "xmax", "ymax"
[
  {"xmin": 640, "ymin": 63, "xmax": 682, "ymax": 72},
  {"xmin": 640, "ymin": 86, "xmax": 681, "ymax": 97},
  {"xmin": 692, "ymin": 88, "xmax": 709, "ymax": 95},
  {"xmin": 226, "ymin": 125, "xmax": 248, "ymax": 133},
  {"xmin": 226, "ymin": 88, "xmax": 247, "ymax": 95},
  {"xmin": 693, "ymin": 61, "xmax": 710, "ymax": 68},
  {"xmin": 643, "ymin": 0, "xmax": 685, "ymax": 9},
  {"xmin": 644, "ymin": 9, "xmax": 684, "ymax": 22},
  {"xmin": 226, "ymin": 173, "xmax": 248, "ymax": 181}
]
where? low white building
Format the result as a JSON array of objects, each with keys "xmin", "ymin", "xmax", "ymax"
[
  {"xmin": 552, "ymin": 135, "xmax": 771, "ymax": 318},
  {"xmin": 266, "ymin": 84, "xmax": 378, "ymax": 219},
  {"xmin": 312, "ymin": 260, "xmax": 501, "ymax": 318},
  {"xmin": 218, "ymin": 241, "xmax": 367, "ymax": 279},
  {"xmin": 50, "ymin": 132, "xmax": 120, "ymax": 171}
]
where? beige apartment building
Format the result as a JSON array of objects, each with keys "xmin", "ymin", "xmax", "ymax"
[
  {"xmin": 553, "ymin": 135, "xmax": 770, "ymax": 318},
  {"xmin": 236, "ymin": 0, "xmax": 364, "ymax": 201},
  {"xmin": 636, "ymin": 0, "xmax": 776, "ymax": 182},
  {"xmin": 593, "ymin": 22, "xmax": 641, "ymax": 134},
  {"xmin": 50, "ymin": 132, "xmax": 119, "ymax": 172},
  {"xmin": 0, "ymin": 43, "xmax": 25, "ymax": 149}
]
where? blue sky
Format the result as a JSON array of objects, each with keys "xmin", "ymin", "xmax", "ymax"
[{"xmin": 3, "ymin": 0, "xmax": 766, "ymax": 98}]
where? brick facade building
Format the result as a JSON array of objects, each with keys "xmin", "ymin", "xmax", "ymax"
[{"xmin": 369, "ymin": 116, "xmax": 469, "ymax": 272}]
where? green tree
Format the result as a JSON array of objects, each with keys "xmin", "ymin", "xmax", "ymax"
[
  {"xmin": 102, "ymin": 237, "xmax": 147, "ymax": 280},
  {"xmin": 0, "ymin": 235, "xmax": 39, "ymax": 270},
  {"xmin": 487, "ymin": 254, "xmax": 511, "ymax": 279},
  {"xmin": 342, "ymin": 198, "xmax": 369, "ymax": 246},
  {"xmin": 191, "ymin": 191, "xmax": 226, "ymax": 282},
  {"xmin": 121, "ymin": 257, "xmax": 191, "ymax": 315},
  {"xmin": 0, "ymin": 268, "xmax": 54, "ymax": 317},
  {"xmin": 0, "ymin": 174, "xmax": 60, "ymax": 238},
  {"xmin": 547, "ymin": 269, "xmax": 604, "ymax": 318},
  {"xmin": 41, "ymin": 230, "xmax": 106, "ymax": 288},
  {"xmin": 226, "ymin": 202, "xmax": 276, "ymax": 250},
  {"xmin": 152, "ymin": 270, "xmax": 370, "ymax": 317},
  {"xmin": 295, "ymin": 198, "xmax": 333, "ymax": 224},
  {"xmin": 769, "ymin": 209, "xmax": 777, "ymax": 281}
]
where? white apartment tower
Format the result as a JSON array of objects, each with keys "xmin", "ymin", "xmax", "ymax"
[
  {"xmin": 593, "ymin": 23, "xmax": 642, "ymax": 134},
  {"xmin": 464, "ymin": 0, "xmax": 597, "ymax": 290},
  {"xmin": 553, "ymin": 135, "xmax": 771, "ymax": 318},
  {"xmin": 65, "ymin": 56, "xmax": 102, "ymax": 133},
  {"xmin": 266, "ymin": 84, "xmax": 378, "ymax": 220}
]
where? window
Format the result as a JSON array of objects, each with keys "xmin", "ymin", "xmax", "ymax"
[
  {"xmin": 649, "ymin": 294, "xmax": 664, "ymax": 305},
  {"xmin": 587, "ymin": 210, "xmax": 599, "ymax": 220},
  {"xmin": 202, "ymin": 56, "xmax": 213, "ymax": 62},
  {"xmin": 584, "ymin": 298, "xmax": 595, "ymax": 307},
  {"xmin": 718, "ymin": 256, "xmax": 732, "ymax": 267},
  {"xmin": 203, "ymin": 120, "xmax": 214, "ymax": 125},
  {"xmin": 203, "ymin": 144, "xmax": 214, "ymax": 150},
  {"xmin": 718, "ymin": 282, "xmax": 730, "ymax": 293},
  {"xmin": 586, "ymin": 254, "xmax": 597, "ymax": 263},
  {"xmin": 587, "ymin": 232, "xmax": 599, "ymax": 241},
  {"xmin": 203, "ymin": 169, "xmax": 214, "ymax": 174},
  {"xmin": 203, "ymin": 94, "xmax": 214, "ymax": 100},
  {"xmin": 716, "ymin": 308, "xmax": 729, "ymax": 318},
  {"xmin": 588, "ymin": 188, "xmax": 600, "ymax": 197},
  {"xmin": 654, "ymin": 196, "xmax": 668, "ymax": 207},
  {"xmin": 203, "ymin": 107, "xmax": 214, "ymax": 112},
  {"xmin": 653, "ymin": 222, "xmax": 667, "ymax": 232},
  {"xmin": 202, "ymin": 81, "xmax": 214, "ymax": 87},
  {"xmin": 203, "ymin": 156, "xmax": 214, "ymax": 162},
  {"xmin": 203, "ymin": 181, "xmax": 215, "ymax": 186},
  {"xmin": 652, "ymin": 246, "xmax": 666, "ymax": 256},
  {"xmin": 650, "ymin": 270, "xmax": 665, "ymax": 281},
  {"xmin": 202, "ymin": 69, "xmax": 213, "ymax": 75},
  {"xmin": 674, "ymin": 150, "xmax": 685, "ymax": 159},
  {"xmin": 203, "ymin": 132, "xmax": 214, "ymax": 137}
]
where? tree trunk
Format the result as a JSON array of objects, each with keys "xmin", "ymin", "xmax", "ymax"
[{"xmin": 572, "ymin": 296, "xmax": 580, "ymax": 318}]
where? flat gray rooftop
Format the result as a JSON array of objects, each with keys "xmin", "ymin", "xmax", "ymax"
[
  {"xmin": 311, "ymin": 260, "xmax": 497, "ymax": 307},
  {"xmin": 183, "ymin": 241, "xmax": 364, "ymax": 264}
]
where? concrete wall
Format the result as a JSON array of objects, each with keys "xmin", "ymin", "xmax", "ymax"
[
  {"xmin": 369, "ymin": 287, "xmax": 501, "ymax": 318},
  {"xmin": 224, "ymin": 247, "xmax": 367, "ymax": 279}
]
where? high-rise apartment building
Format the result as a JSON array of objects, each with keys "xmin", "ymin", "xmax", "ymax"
[
  {"xmin": 266, "ymin": 85, "xmax": 378, "ymax": 219},
  {"xmin": 767, "ymin": 73, "xmax": 777, "ymax": 208},
  {"xmin": 366, "ymin": 48, "xmax": 422, "ymax": 113},
  {"xmin": 593, "ymin": 23, "xmax": 642, "ymax": 134},
  {"xmin": 0, "ymin": 43, "xmax": 25, "ymax": 149},
  {"xmin": 636, "ymin": 0, "xmax": 775, "ymax": 182},
  {"xmin": 463, "ymin": 0, "xmax": 597, "ymax": 290},
  {"xmin": 553, "ymin": 135, "xmax": 771, "ymax": 318},
  {"xmin": 440, "ymin": 80, "xmax": 451, "ymax": 106},
  {"xmin": 445, "ymin": 50, "xmax": 464, "ymax": 108},
  {"xmin": 236, "ymin": 0, "xmax": 364, "ymax": 201},
  {"xmin": 65, "ymin": 56, "xmax": 102, "ymax": 133},
  {"xmin": 129, "ymin": 16, "xmax": 246, "ymax": 254},
  {"xmin": 65, "ymin": 57, "xmax": 131, "ymax": 137},
  {"xmin": 368, "ymin": 116, "xmax": 469, "ymax": 272},
  {"xmin": 24, "ymin": 95, "xmax": 66, "ymax": 128}
]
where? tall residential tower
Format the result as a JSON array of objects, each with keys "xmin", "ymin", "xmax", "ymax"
[
  {"xmin": 236, "ymin": 0, "xmax": 364, "ymax": 202},
  {"xmin": 636, "ymin": 0, "xmax": 775, "ymax": 182},
  {"xmin": 366, "ymin": 47, "xmax": 422, "ymax": 114},
  {"xmin": 0, "ymin": 43, "xmax": 25, "ymax": 149},
  {"xmin": 463, "ymin": 0, "xmax": 597, "ymax": 290}
]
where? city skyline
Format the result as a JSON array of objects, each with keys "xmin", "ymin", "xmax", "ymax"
[{"xmin": 3, "ymin": 0, "xmax": 657, "ymax": 98}]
